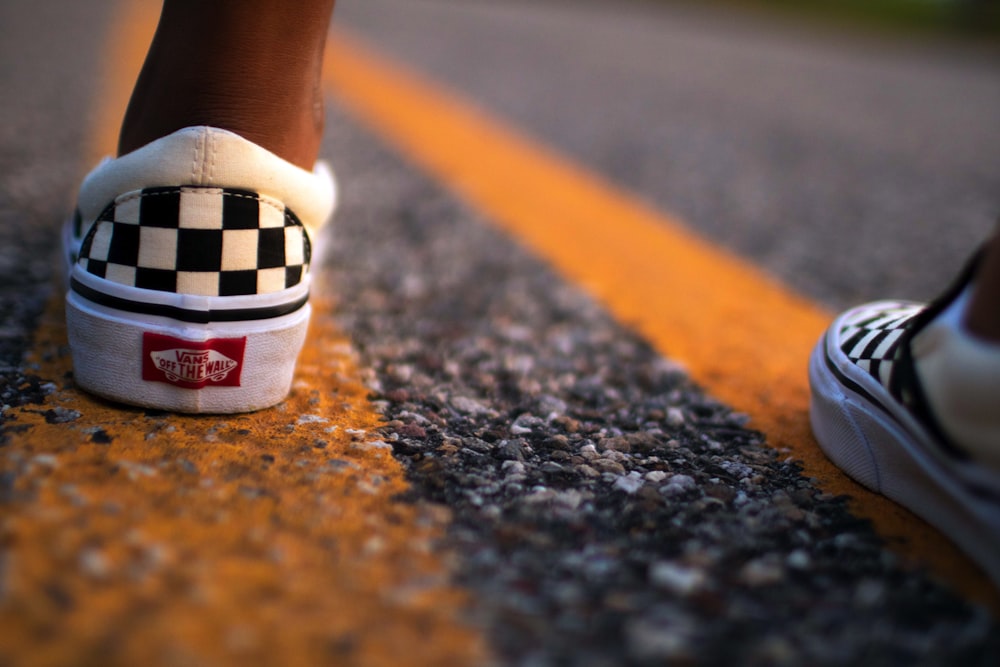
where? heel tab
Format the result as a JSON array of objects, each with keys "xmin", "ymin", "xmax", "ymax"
[{"xmin": 77, "ymin": 126, "xmax": 335, "ymax": 234}]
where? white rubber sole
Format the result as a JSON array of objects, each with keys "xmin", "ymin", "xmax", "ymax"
[
  {"xmin": 66, "ymin": 279, "xmax": 310, "ymax": 414},
  {"xmin": 809, "ymin": 326, "xmax": 1000, "ymax": 585}
]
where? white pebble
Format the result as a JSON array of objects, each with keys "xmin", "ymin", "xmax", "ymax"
[
  {"xmin": 296, "ymin": 414, "xmax": 329, "ymax": 425},
  {"xmin": 666, "ymin": 407, "xmax": 685, "ymax": 427},
  {"xmin": 614, "ymin": 473, "xmax": 644, "ymax": 495},
  {"xmin": 502, "ymin": 460, "xmax": 526, "ymax": 475},
  {"xmin": 786, "ymin": 549, "xmax": 811, "ymax": 569},
  {"xmin": 32, "ymin": 454, "xmax": 59, "ymax": 468},
  {"xmin": 649, "ymin": 562, "xmax": 705, "ymax": 595},
  {"xmin": 451, "ymin": 396, "xmax": 492, "ymax": 416},
  {"xmin": 79, "ymin": 548, "xmax": 110, "ymax": 579}
]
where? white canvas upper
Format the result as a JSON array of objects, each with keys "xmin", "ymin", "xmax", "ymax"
[
  {"xmin": 77, "ymin": 126, "xmax": 336, "ymax": 238},
  {"xmin": 912, "ymin": 287, "xmax": 1000, "ymax": 471}
]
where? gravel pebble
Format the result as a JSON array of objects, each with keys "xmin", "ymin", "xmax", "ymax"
[
  {"xmin": 649, "ymin": 562, "xmax": 706, "ymax": 596},
  {"xmin": 613, "ymin": 472, "xmax": 644, "ymax": 495}
]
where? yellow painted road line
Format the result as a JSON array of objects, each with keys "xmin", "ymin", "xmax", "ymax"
[
  {"xmin": 322, "ymin": 29, "xmax": 999, "ymax": 608},
  {"xmin": 1, "ymin": 296, "xmax": 483, "ymax": 666},
  {"xmin": 0, "ymin": 2, "xmax": 485, "ymax": 665}
]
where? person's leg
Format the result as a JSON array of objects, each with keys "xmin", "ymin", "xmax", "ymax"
[
  {"xmin": 66, "ymin": 0, "xmax": 338, "ymax": 413},
  {"xmin": 119, "ymin": 0, "xmax": 336, "ymax": 170},
  {"xmin": 965, "ymin": 225, "xmax": 1000, "ymax": 342}
]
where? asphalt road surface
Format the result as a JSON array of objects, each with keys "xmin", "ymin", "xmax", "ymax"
[
  {"xmin": 1, "ymin": 0, "xmax": 999, "ymax": 665},
  {"xmin": 337, "ymin": 0, "xmax": 1000, "ymax": 309}
]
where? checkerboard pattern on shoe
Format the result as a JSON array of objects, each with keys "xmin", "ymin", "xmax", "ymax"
[
  {"xmin": 834, "ymin": 301, "xmax": 922, "ymax": 392},
  {"xmin": 77, "ymin": 186, "xmax": 311, "ymax": 297}
]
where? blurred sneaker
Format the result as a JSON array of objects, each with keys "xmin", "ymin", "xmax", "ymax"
[
  {"xmin": 64, "ymin": 126, "xmax": 336, "ymax": 413},
  {"xmin": 809, "ymin": 252, "xmax": 1000, "ymax": 584}
]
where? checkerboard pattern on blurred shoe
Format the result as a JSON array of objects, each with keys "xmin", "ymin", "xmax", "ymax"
[{"xmin": 834, "ymin": 301, "xmax": 921, "ymax": 390}]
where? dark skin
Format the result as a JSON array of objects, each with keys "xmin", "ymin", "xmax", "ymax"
[
  {"xmin": 119, "ymin": 0, "xmax": 998, "ymax": 342},
  {"xmin": 966, "ymin": 226, "xmax": 1000, "ymax": 343},
  {"xmin": 119, "ymin": 0, "xmax": 336, "ymax": 170}
]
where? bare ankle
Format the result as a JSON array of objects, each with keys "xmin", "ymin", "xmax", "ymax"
[
  {"xmin": 120, "ymin": 91, "xmax": 325, "ymax": 169},
  {"xmin": 964, "ymin": 227, "xmax": 1000, "ymax": 343},
  {"xmin": 118, "ymin": 0, "xmax": 335, "ymax": 169}
]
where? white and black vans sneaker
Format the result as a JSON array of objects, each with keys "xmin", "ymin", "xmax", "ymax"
[
  {"xmin": 64, "ymin": 126, "xmax": 336, "ymax": 413},
  {"xmin": 809, "ymin": 251, "xmax": 1000, "ymax": 584}
]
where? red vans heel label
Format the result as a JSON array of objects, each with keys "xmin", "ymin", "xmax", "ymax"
[{"xmin": 142, "ymin": 333, "xmax": 246, "ymax": 389}]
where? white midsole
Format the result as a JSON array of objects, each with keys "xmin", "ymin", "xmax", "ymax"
[
  {"xmin": 809, "ymin": 330, "xmax": 1000, "ymax": 585},
  {"xmin": 66, "ymin": 287, "xmax": 311, "ymax": 414}
]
